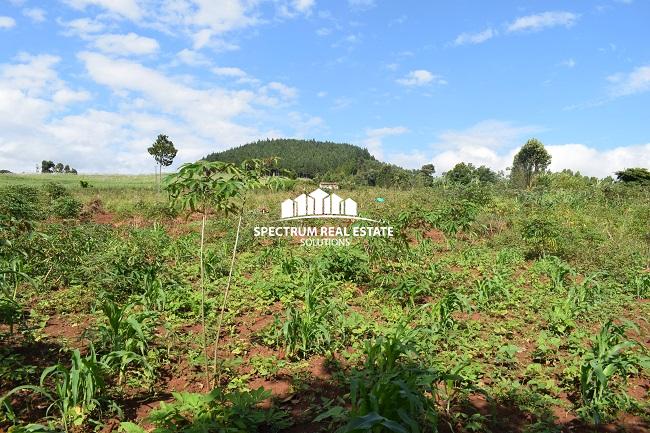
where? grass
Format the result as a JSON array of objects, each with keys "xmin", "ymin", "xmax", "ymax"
[{"xmin": 0, "ymin": 173, "xmax": 649, "ymax": 433}]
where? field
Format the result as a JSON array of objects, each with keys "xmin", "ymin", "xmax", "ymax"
[{"xmin": 1, "ymin": 172, "xmax": 649, "ymax": 433}]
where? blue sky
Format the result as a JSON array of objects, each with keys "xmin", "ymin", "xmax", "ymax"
[{"xmin": 0, "ymin": 0, "xmax": 649, "ymax": 176}]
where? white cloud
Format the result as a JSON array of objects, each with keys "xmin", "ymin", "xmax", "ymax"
[
  {"xmin": 453, "ymin": 28, "xmax": 495, "ymax": 46},
  {"xmin": 259, "ymin": 81, "xmax": 298, "ymax": 105},
  {"xmin": 0, "ymin": 16, "xmax": 16, "ymax": 29},
  {"xmin": 316, "ymin": 27, "xmax": 331, "ymax": 36},
  {"xmin": 348, "ymin": 0, "xmax": 375, "ymax": 10},
  {"xmin": 547, "ymin": 143, "xmax": 650, "ymax": 177},
  {"xmin": 278, "ymin": 0, "xmax": 316, "ymax": 17},
  {"xmin": 507, "ymin": 11, "xmax": 579, "ymax": 33},
  {"xmin": 52, "ymin": 88, "xmax": 91, "ymax": 105},
  {"xmin": 22, "ymin": 8, "xmax": 46, "ymax": 23},
  {"xmin": 93, "ymin": 33, "xmax": 160, "ymax": 56},
  {"xmin": 63, "ymin": 0, "xmax": 143, "ymax": 20},
  {"xmin": 560, "ymin": 58, "xmax": 576, "ymax": 68},
  {"xmin": 435, "ymin": 120, "xmax": 540, "ymax": 150},
  {"xmin": 288, "ymin": 111, "xmax": 324, "ymax": 137},
  {"xmin": 397, "ymin": 70, "xmax": 446, "ymax": 87},
  {"xmin": 59, "ymin": 17, "xmax": 106, "ymax": 36},
  {"xmin": 607, "ymin": 65, "xmax": 650, "ymax": 96},
  {"xmin": 212, "ymin": 66, "xmax": 247, "ymax": 77},
  {"xmin": 0, "ymin": 51, "xmax": 308, "ymax": 173},
  {"xmin": 361, "ymin": 126, "xmax": 409, "ymax": 160},
  {"xmin": 293, "ymin": 0, "xmax": 315, "ymax": 13},
  {"xmin": 176, "ymin": 49, "xmax": 211, "ymax": 66},
  {"xmin": 383, "ymin": 120, "xmax": 649, "ymax": 178}
]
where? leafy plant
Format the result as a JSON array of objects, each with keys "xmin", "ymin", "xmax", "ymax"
[
  {"xmin": 50, "ymin": 197, "xmax": 82, "ymax": 219},
  {"xmin": 279, "ymin": 284, "xmax": 339, "ymax": 359},
  {"xmin": 578, "ymin": 320, "xmax": 645, "ymax": 425},
  {"xmin": 95, "ymin": 298, "xmax": 155, "ymax": 385},
  {"xmin": 165, "ymin": 158, "xmax": 283, "ymax": 385},
  {"xmin": 2, "ymin": 348, "xmax": 111, "ymax": 432},
  {"xmin": 120, "ymin": 387, "xmax": 289, "ymax": 433},
  {"xmin": 428, "ymin": 292, "xmax": 470, "ymax": 334},
  {"xmin": 317, "ymin": 335, "xmax": 440, "ymax": 433},
  {"xmin": 474, "ymin": 270, "xmax": 511, "ymax": 308}
]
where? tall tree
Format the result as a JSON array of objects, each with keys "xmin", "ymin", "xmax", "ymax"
[
  {"xmin": 615, "ymin": 167, "xmax": 650, "ymax": 184},
  {"xmin": 512, "ymin": 138, "xmax": 552, "ymax": 188},
  {"xmin": 41, "ymin": 160, "xmax": 55, "ymax": 173},
  {"xmin": 148, "ymin": 134, "xmax": 178, "ymax": 191},
  {"xmin": 54, "ymin": 162, "xmax": 64, "ymax": 173}
]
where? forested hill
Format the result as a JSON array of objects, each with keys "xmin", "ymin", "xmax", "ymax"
[
  {"xmin": 204, "ymin": 139, "xmax": 376, "ymax": 178},
  {"xmin": 205, "ymin": 138, "xmax": 435, "ymax": 188}
]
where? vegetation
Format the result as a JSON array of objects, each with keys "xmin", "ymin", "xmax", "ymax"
[
  {"xmin": 205, "ymin": 138, "xmax": 434, "ymax": 188},
  {"xmin": 41, "ymin": 161, "xmax": 78, "ymax": 174},
  {"xmin": 615, "ymin": 167, "xmax": 650, "ymax": 184},
  {"xmin": 444, "ymin": 162, "xmax": 499, "ymax": 184},
  {"xmin": 147, "ymin": 134, "xmax": 178, "ymax": 192},
  {"xmin": 0, "ymin": 154, "xmax": 649, "ymax": 432},
  {"xmin": 511, "ymin": 138, "xmax": 552, "ymax": 188}
]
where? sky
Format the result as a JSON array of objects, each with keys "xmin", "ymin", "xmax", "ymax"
[{"xmin": 0, "ymin": 0, "xmax": 649, "ymax": 177}]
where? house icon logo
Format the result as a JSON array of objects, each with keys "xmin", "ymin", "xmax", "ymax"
[{"xmin": 278, "ymin": 188, "xmax": 377, "ymax": 222}]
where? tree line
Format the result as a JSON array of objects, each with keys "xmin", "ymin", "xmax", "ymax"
[{"xmin": 40, "ymin": 160, "xmax": 78, "ymax": 174}]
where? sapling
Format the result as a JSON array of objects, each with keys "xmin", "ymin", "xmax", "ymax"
[{"xmin": 164, "ymin": 158, "xmax": 285, "ymax": 387}]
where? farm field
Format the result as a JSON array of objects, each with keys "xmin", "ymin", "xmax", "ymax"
[{"xmin": 0, "ymin": 172, "xmax": 649, "ymax": 433}]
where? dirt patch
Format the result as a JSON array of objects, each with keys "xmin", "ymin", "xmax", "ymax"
[{"xmin": 42, "ymin": 315, "xmax": 92, "ymax": 350}]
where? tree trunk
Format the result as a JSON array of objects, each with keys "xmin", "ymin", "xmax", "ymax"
[
  {"xmin": 199, "ymin": 209, "xmax": 209, "ymax": 388},
  {"xmin": 213, "ymin": 210, "xmax": 243, "ymax": 386}
]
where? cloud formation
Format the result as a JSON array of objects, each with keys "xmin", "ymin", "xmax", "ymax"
[
  {"xmin": 507, "ymin": 11, "xmax": 579, "ymax": 32},
  {"xmin": 361, "ymin": 126, "xmax": 409, "ymax": 160},
  {"xmin": 607, "ymin": 65, "xmax": 650, "ymax": 96},
  {"xmin": 0, "ymin": 16, "xmax": 16, "ymax": 29},
  {"xmin": 379, "ymin": 120, "xmax": 649, "ymax": 179},
  {"xmin": 397, "ymin": 70, "xmax": 446, "ymax": 87},
  {"xmin": 453, "ymin": 28, "xmax": 496, "ymax": 46},
  {"xmin": 93, "ymin": 33, "xmax": 160, "ymax": 56}
]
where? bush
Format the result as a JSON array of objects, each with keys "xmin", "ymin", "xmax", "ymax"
[
  {"xmin": 520, "ymin": 212, "xmax": 564, "ymax": 258},
  {"xmin": 51, "ymin": 196, "xmax": 82, "ymax": 219},
  {"xmin": 0, "ymin": 185, "xmax": 42, "ymax": 221},
  {"xmin": 43, "ymin": 182, "xmax": 68, "ymax": 199}
]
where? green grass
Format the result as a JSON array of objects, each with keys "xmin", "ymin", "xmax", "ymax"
[{"xmin": 1, "ymin": 174, "xmax": 649, "ymax": 433}]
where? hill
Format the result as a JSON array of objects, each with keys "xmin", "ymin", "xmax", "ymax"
[
  {"xmin": 204, "ymin": 138, "xmax": 433, "ymax": 187},
  {"xmin": 205, "ymin": 138, "xmax": 376, "ymax": 178}
]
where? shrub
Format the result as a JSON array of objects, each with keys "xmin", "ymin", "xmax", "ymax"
[
  {"xmin": 43, "ymin": 182, "xmax": 68, "ymax": 200},
  {"xmin": 0, "ymin": 185, "xmax": 42, "ymax": 221},
  {"xmin": 520, "ymin": 212, "xmax": 563, "ymax": 258},
  {"xmin": 51, "ymin": 197, "xmax": 82, "ymax": 219}
]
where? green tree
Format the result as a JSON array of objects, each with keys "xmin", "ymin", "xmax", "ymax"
[
  {"xmin": 63, "ymin": 165, "xmax": 71, "ymax": 173},
  {"xmin": 148, "ymin": 134, "xmax": 178, "ymax": 191},
  {"xmin": 476, "ymin": 165, "xmax": 499, "ymax": 183},
  {"xmin": 41, "ymin": 160, "xmax": 55, "ymax": 173},
  {"xmin": 164, "ymin": 159, "xmax": 285, "ymax": 387},
  {"xmin": 615, "ymin": 167, "xmax": 650, "ymax": 184},
  {"xmin": 512, "ymin": 138, "xmax": 552, "ymax": 188},
  {"xmin": 420, "ymin": 163, "xmax": 435, "ymax": 177},
  {"xmin": 445, "ymin": 162, "xmax": 476, "ymax": 184},
  {"xmin": 54, "ymin": 163, "xmax": 64, "ymax": 173}
]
